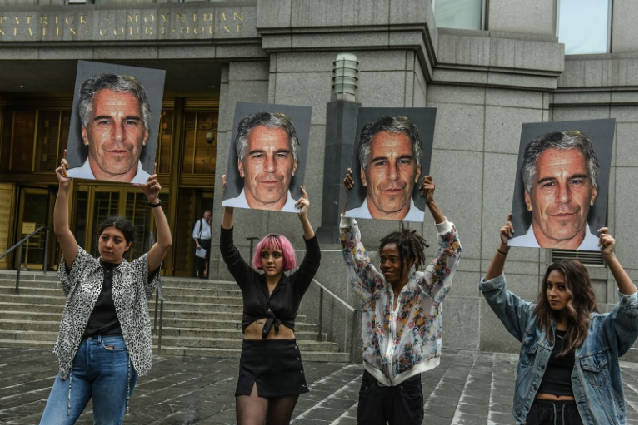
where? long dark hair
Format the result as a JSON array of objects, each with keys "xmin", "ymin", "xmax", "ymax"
[{"xmin": 533, "ymin": 260, "xmax": 598, "ymax": 355}]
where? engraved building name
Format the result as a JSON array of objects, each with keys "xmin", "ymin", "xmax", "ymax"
[{"xmin": 0, "ymin": 7, "xmax": 250, "ymax": 42}]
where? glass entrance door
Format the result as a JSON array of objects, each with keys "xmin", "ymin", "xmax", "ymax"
[
  {"xmin": 15, "ymin": 187, "xmax": 54, "ymax": 270},
  {"xmin": 172, "ymin": 188, "xmax": 213, "ymax": 277},
  {"xmin": 74, "ymin": 185, "xmax": 169, "ymax": 262}
]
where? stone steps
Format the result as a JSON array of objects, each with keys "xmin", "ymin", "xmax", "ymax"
[
  {"xmin": 0, "ymin": 327, "xmax": 325, "ymax": 342},
  {"xmin": 154, "ymin": 346, "xmax": 350, "ymax": 362},
  {"xmin": 624, "ymin": 347, "xmax": 638, "ymax": 363},
  {"xmin": 149, "ymin": 299, "xmax": 244, "ymax": 310},
  {"xmin": 0, "ymin": 302, "xmax": 64, "ymax": 314},
  {"xmin": 0, "ymin": 293, "xmax": 66, "ymax": 305},
  {"xmin": 0, "ymin": 312, "xmax": 317, "ymax": 334},
  {"xmin": 1, "ymin": 286, "xmax": 244, "ymax": 306},
  {"xmin": 0, "ymin": 275, "xmax": 239, "ymax": 288},
  {"xmin": 1, "ymin": 282, "xmax": 244, "ymax": 298},
  {"xmin": 0, "ymin": 272, "xmax": 348, "ymax": 362}
]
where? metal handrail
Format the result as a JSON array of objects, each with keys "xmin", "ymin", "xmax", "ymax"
[
  {"xmin": 0, "ymin": 226, "xmax": 50, "ymax": 295},
  {"xmin": 149, "ymin": 231, "xmax": 165, "ymax": 357},
  {"xmin": 311, "ymin": 279, "xmax": 358, "ymax": 361}
]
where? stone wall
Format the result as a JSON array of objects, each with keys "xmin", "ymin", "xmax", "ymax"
[{"xmin": 2, "ymin": 0, "xmax": 638, "ymax": 356}]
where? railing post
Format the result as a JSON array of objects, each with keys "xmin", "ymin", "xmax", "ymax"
[
  {"xmin": 153, "ymin": 288, "xmax": 159, "ymax": 334},
  {"xmin": 157, "ymin": 300, "xmax": 164, "ymax": 357},
  {"xmin": 247, "ymin": 237, "xmax": 259, "ymax": 261},
  {"xmin": 317, "ymin": 288, "xmax": 323, "ymax": 342},
  {"xmin": 350, "ymin": 308, "xmax": 358, "ymax": 363},
  {"xmin": 42, "ymin": 228, "xmax": 49, "ymax": 275},
  {"xmin": 15, "ymin": 245, "xmax": 22, "ymax": 295}
]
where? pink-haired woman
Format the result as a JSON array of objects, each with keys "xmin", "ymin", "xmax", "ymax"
[{"xmin": 220, "ymin": 182, "xmax": 321, "ymax": 425}]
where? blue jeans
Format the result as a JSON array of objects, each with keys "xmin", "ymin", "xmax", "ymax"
[{"xmin": 39, "ymin": 335, "xmax": 138, "ymax": 425}]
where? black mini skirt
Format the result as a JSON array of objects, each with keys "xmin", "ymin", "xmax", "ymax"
[{"xmin": 235, "ymin": 339, "xmax": 309, "ymax": 398}]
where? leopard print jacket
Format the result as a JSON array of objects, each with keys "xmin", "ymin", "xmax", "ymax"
[{"xmin": 54, "ymin": 246, "xmax": 160, "ymax": 379}]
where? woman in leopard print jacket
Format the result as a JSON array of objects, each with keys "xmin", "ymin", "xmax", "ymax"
[{"xmin": 39, "ymin": 152, "xmax": 172, "ymax": 425}]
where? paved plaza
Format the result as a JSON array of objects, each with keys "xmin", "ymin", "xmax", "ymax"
[{"xmin": 2, "ymin": 348, "xmax": 638, "ymax": 425}]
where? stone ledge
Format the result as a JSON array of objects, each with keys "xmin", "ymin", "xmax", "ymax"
[
  {"xmin": 257, "ymin": 0, "xmax": 434, "ymax": 29},
  {"xmin": 256, "ymin": 0, "xmax": 437, "ymax": 79},
  {"xmin": 559, "ymin": 53, "xmax": 638, "ymax": 89},
  {"xmin": 432, "ymin": 28, "xmax": 564, "ymax": 90}
]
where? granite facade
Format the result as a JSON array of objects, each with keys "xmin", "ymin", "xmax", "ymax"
[{"xmin": 1, "ymin": 0, "xmax": 637, "ymax": 358}]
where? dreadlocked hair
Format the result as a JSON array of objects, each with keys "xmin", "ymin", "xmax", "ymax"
[
  {"xmin": 533, "ymin": 260, "xmax": 599, "ymax": 356},
  {"xmin": 379, "ymin": 230, "xmax": 429, "ymax": 277}
]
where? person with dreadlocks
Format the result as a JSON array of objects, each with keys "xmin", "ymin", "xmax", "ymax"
[
  {"xmin": 341, "ymin": 169, "xmax": 462, "ymax": 425},
  {"xmin": 220, "ymin": 176, "xmax": 321, "ymax": 425},
  {"xmin": 481, "ymin": 214, "xmax": 638, "ymax": 425}
]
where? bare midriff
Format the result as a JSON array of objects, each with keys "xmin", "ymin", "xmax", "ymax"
[
  {"xmin": 536, "ymin": 394, "xmax": 575, "ymax": 400},
  {"xmin": 244, "ymin": 319, "xmax": 295, "ymax": 340}
]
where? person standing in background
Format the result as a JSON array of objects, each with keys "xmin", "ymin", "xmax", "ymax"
[{"xmin": 192, "ymin": 210, "xmax": 212, "ymax": 279}]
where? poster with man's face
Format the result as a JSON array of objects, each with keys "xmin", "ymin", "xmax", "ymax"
[
  {"xmin": 65, "ymin": 60, "xmax": 166, "ymax": 184},
  {"xmin": 222, "ymin": 102, "xmax": 312, "ymax": 213},
  {"xmin": 509, "ymin": 118, "xmax": 615, "ymax": 250},
  {"xmin": 344, "ymin": 107, "xmax": 436, "ymax": 222}
]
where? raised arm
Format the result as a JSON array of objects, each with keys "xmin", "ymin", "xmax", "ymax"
[
  {"xmin": 600, "ymin": 228, "xmax": 636, "ymax": 296},
  {"xmin": 54, "ymin": 151, "xmax": 78, "ymax": 270},
  {"xmin": 219, "ymin": 175, "xmax": 255, "ymax": 287},
  {"xmin": 290, "ymin": 186, "xmax": 321, "ymax": 294},
  {"xmin": 419, "ymin": 177, "xmax": 462, "ymax": 303},
  {"xmin": 480, "ymin": 214, "xmax": 533, "ymax": 342},
  {"xmin": 420, "ymin": 175, "xmax": 445, "ymax": 224},
  {"xmin": 340, "ymin": 169, "xmax": 383, "ymax": 295},
  {"xmin": 296, "ymin": 186, "xmax": 314, "ymax": 240},
  {"xmin": 485, "ymin": 213, "xmax": 513, "ymax": 281},
  {"xmin": 143, "ymin": 164, "xmax": 172, "ymax": 273},
  {"xmin": 598, "ymin": 228, "xmax": 638, "ymax": 355},
  {"xmin": 221, "ymin": 175, "xmax": 234, "ymax": 230}
]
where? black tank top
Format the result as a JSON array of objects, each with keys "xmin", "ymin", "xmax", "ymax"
[
  {"xmin": 82, "ymin": 261, "xmax": 122, "ymax": 338},
  {"xmin": 537, "ymin": 330, "xmax": 575, "ymax": 397}
]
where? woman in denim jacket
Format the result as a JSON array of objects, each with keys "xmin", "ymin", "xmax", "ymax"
[{"xmin": 480, "ymin": 214, "xmax": 638, "ymax": 425}]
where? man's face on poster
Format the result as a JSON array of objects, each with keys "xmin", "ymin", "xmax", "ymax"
[
  {"xmin": 238, "ymin": 125, "xmax": 297, "ymax": 210},
  {"xmin": 361, "ymin": 131, "xmax": 421, "ymax": 219},
  {"xmin": 525, "ymin": 148, "xmax": 597, "ymax": 248},
  {"xmin": 82, "ymin": 88, "xmax": 148, "ymax": 181}
]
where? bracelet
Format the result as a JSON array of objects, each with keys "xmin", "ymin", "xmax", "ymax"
[
  {"xmin": 148, "ymin": 199, "xmax": 162, "ymax": 208},
  {"xmin": 497, "ymin": 248, "xmax": 508, "ymax": 256}
]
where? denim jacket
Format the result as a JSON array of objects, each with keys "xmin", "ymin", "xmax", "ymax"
[{"xmin": 480, "ymin": 274, "xmax": 638, "ymax": 425}]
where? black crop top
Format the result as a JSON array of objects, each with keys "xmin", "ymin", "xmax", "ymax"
[
  {"xmin": 537, "ymin": 330, "xmax": 575, "ymax": 397},
  {"xmin": 220, "ymin": 227, "xmax": 321, "ymax": 337}
]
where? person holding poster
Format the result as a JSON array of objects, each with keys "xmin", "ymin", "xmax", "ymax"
[
  {"xmin": 65, "ymin": 61, "xmax": 165, "ymax": 184},
  {"xmin": 481, "ymin": 214, "xmax": 637, "ymax": 424},
  {"xmin": 66, "ymin": 73, "xmax": 151, "ymax": 183},
  {"xmin": 509, "ymin": 119, "xmax": 614, "ymax": 251},
  {"xmin": 223, "ymin": 110, "xmax": 307, "ymax": 212},
  {"xmin": 341, "ymin": 170, "xmax": 461, "ymax": 425},
  {"xmin": 39, "ymin": 153, "xmax": 171, "ymax": 424},
  {"xmin": 345, "ymin": 110, "xmax": 436, "ymax": 223},
  {"xmin": 220, "ymin": 176, "xmax": 321, "ymax": 425},
  {"xmin": 513, "ymin": 131, "xmax": 600, "ymax": 250}
]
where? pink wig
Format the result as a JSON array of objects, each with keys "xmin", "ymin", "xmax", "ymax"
[{"xmin": 252, "ymin": 234, "xmax": 297, "ymax": 271}]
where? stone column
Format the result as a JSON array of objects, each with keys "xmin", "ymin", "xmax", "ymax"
[
  {"xmin": 315, "ymin": 100, "xmax": 361, "ymax": 245},
  {"xmin": 209, "ymin": 61, "xmax": 270, "ymax": 280}
]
